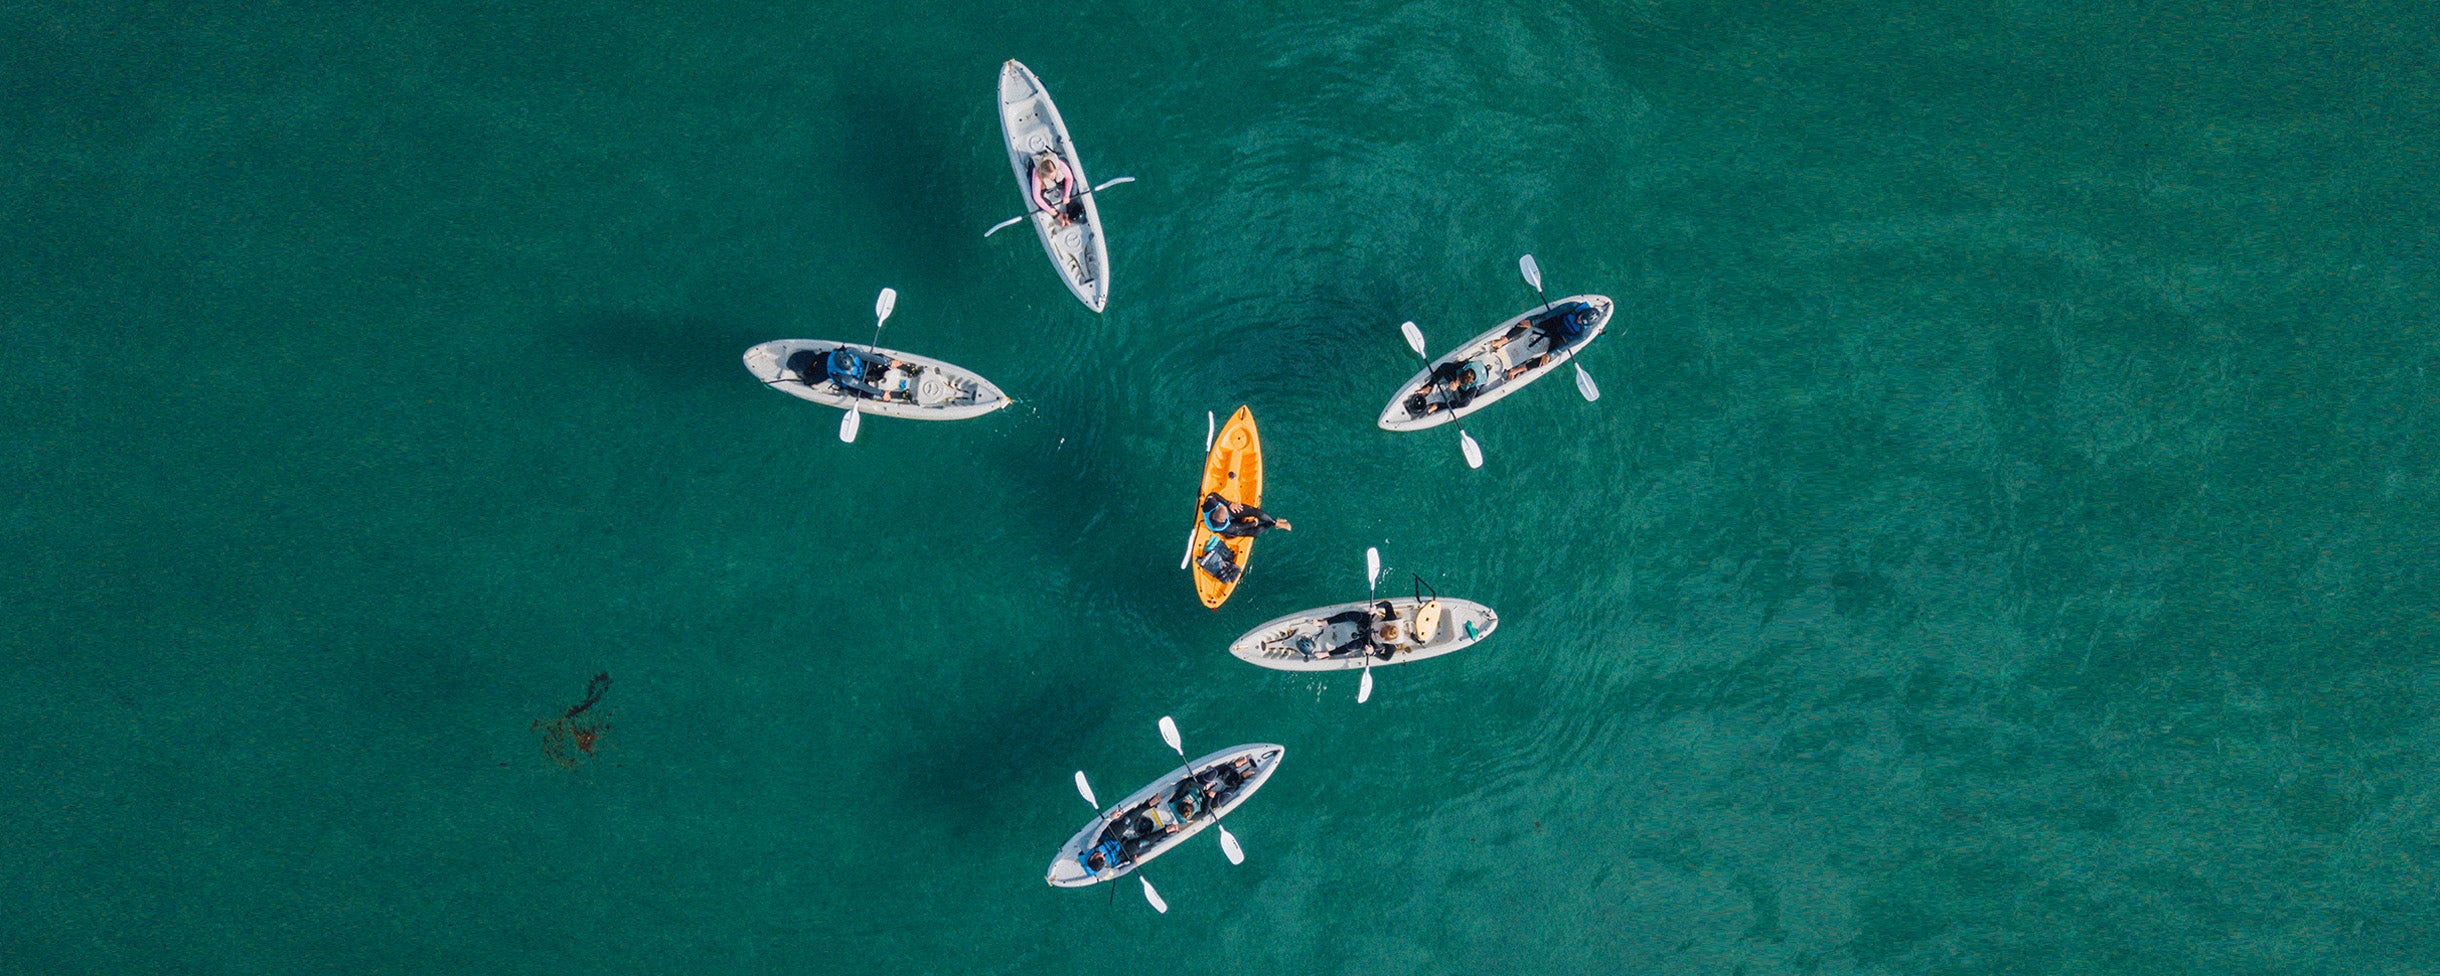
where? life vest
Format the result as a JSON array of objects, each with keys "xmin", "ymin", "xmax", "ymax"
[
  {"xmin": 1558, "ymin": 304, "xmax": 1590, "ymax": 339},
  {"xmin": 1077, "ymin": 839, "xmax": 1123, "ymax": 873},
  {"xmin": 827, "ymin": 348, "xmax": 865, "ymax": 384}
]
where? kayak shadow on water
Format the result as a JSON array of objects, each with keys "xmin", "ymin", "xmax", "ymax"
[
  {"xmin": 970, "ymin": 409, "xmax": 1186, "ymax": 612},
  {"xmin": 832, "ymin": 78, "xmax": 975, "ymax": 274},
  {"xmin": 550, "ymin": 312, "xmax": 778, "ymax": 395},
  {"xmin": 885, "ymin": 397, "xmax": 1207, "ymax": 821},
  {"xmin": 900, "ymin": 677, "xmax": 1119, "ymax": 834}
]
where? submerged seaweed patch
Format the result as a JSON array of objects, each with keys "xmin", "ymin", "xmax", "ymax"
[{"xmin": 534, "ymin": 673, "xmax": 611, "ymax": 769}]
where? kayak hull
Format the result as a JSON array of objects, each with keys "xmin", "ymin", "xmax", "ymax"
[
  {"xmin": 1378, "ymin": 294, "xmax": 1614, "ymax": 431},
  {"xmin": 743, "ymin": 340, "xmax": 1011, "ymax": 421},
  {"xmin": 1046, "ymin": 744, "xmax": 1285, "ymax": 888},
  {"xmin": 997, "ymin": 60, "xmax": 1111, "ymax": 312},
  {"xmin": 1228, "ymin": 597, "xmax": 1499, "ymax": 672},
  {"xmin": 1190, "ymin": 406, "xmax": 1262, "ymax": 609}
]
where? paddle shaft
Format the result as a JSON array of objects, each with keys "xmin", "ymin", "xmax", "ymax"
[
  {"xmin": 1408, "ymin": 337, "xmax": 1483, "ymax": 465},
  {"xmin": 995, "ymin": 176, "xmax": 1133, "ymax": 230}
]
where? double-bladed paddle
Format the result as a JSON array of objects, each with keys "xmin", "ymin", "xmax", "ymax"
[
  {"xmin": 1520, "ymin": 254, "xmax": 1600, "ymax": 403},
  {"xmin": 1359, "ymin": 547, "xmax": 1382, "ymax": 703},
  {"xmin": 984, "ymin": 176, "xmax": 1138, "ymax": 237},
  {"xmin": 1158, "ymin": 716, "xmax": 1246, "ymax": 866},
  {"xmin": 1070, "ymin": 769, "xmax": 1170, "ymax": 913},
  {"xmin": 1180, "ymin": 410, "xmax": 1216, "ymax": 570},
  {"xmin": 1401, "ymin": 320, "xmax": 1485, "ymax": 468},
  {"xmin": 839, "ymin": 287, "xmax": 897, "ymax": 443}
]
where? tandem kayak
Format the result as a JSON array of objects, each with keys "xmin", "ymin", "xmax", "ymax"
[
  {"xmin": 743, "ymin": 340, "xmax": 1010, "ymax": 421},
  {"xmin": 1227, "ymin": 596, "xmax": 1498, "ymax": 672},
  {"xmin": 1046, "ymin": 744, "xmax": 1284, "ymax": 887},
  {"xmin": 1378, "ymin": 295, "xmax": 1614, "ymax": 431},
  {"xmin": 997, "ymin": 60, "xmax": 1111, "ymax": 312}
]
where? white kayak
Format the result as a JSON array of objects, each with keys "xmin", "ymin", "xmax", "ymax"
[
  {"xmin": 742, "ymin": 340, "xmax": 1010, "ymax": 421},
  {"xmin": 1046, "ymin": 744, "xmax": 1283, "ymax": 887},
  {"xmin": 1378, "ymin": 295, "xmax": 1615, "ymax": 431},
  {"xmin": 997, "ymin": 60, "xmax": 1111, "ymax": 312},
  {"xmin": 1228, "ymin": 596, "xmax": 1498, "ymax": 672}
]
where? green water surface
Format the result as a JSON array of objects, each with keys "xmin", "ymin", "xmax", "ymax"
[{"xmin": 5, "ymin": 1, "xmax": 2437, "ymax": 973}]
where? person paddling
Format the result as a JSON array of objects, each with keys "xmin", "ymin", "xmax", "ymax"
[
  {"xmin": 1408, "ymin": 362, "xmax": 1483, "ymax": 418},
  {"xmin": 1033, "ymin": 153, "xmax": 1075, "ymax": 225}
]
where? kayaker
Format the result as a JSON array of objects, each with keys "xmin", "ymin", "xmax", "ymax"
[
  {"xmin": 829, "ymin": 347, "xmax": 913, "ymax": 386},
  {"xmin": 1172, "ymin": 781, "xmax": 1208, "ymax": 820},
  {"xmin": 1033, "ymin": 153, "xmax": 1074, "ymax": 224},
  {"xmin": 1201, "ymin": 492, "xmax": 1292, "ymax": 538},
  {"xmin": 1317, "ymin": 601, "xmax": 1398, "ymax": 657},
  {"xmin": 1079, "ymin": 839, "xmax": 1121, "ymax": 873},
  {"xmin": 1372, "ymin": 617, "xmax": 1404, "ymax": 658},
  {"xmin": 1498, "ymin": 302, "xmax": 1592, "ymax": 351},
  {"xmin": 1410, "ymin": 363, "xmax": 1482, "ymax": 418}
]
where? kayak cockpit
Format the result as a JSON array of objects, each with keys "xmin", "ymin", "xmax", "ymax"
[
  {"xmin": 1266, "ymin": 600, "xmax": 1462, "ymax": 662},
  {"xmin": 1277, "ymin": 601, "xmax": 1405, "ymax": 662},
  {"xmin": 1400, "ymin": 299, "xmax": 1609, "ymax": 421},
  {"xmin": 1069, "ymin": 749, "xmax": 1271, "ymax": 879},
  {"xmin": 1030, "ymin": 151, "xmax": 1082, "ymax": 224},
  {"xmin": 1229, "ymin": 597, "xmax": 1500, "ymax": 673},
  {"xmin": 780, "ymin": 346, "xmax": 984, "ymax": 409},
  {"xmin": 997, "ymin": 60, "xmax": 1110, "ymax": 313}
]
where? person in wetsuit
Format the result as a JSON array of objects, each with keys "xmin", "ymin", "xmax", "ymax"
[
  {"xmin": 1202, "ymin": 492, "xmax": 1293, "ymax": 539},
  {"xmin": 1490, "ymin": 302, "xmax": 1598, "ymax": 380},
  {"xmin": 1170, "ymin": 780, "xmax": 1209, "ymax": 821},
  {"xmin": 1407, "ymin": 362, "xmax": 1483, "ymax": 418},
  {"xmin": 1314, "ymin": 601, "xmax": 1399, "ymax": 658},
  {"xmin": 818, "ymin": 347, "xmax": 918, "ymax": 400}
]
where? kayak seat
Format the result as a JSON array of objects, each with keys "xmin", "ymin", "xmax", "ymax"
[{"xmin": 784, "ymin": 349, "xmax": 824, "ymax": 382}]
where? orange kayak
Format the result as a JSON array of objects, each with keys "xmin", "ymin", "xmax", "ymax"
[{"xmin": 1190, "ymin": 406, "xmax": 1262, "ymax": 609}]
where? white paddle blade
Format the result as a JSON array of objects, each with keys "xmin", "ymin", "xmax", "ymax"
[
  {"xmin": 983, "ymin": 215, "xmax": 1025, "ymax": 238},
  {"xmin": 839, "ymin": 408, "xmax": 861, "ymax": 443},
  {"xmin": 1158, "ymin": 715, "xmax": 1183, "ymax": 755},
  {"xmin": 1519, "ymin": 254, "xmax": 1542, "ymax": 291},
  {"xmin": 1358, "ymin": 667, "xmax": 1375, "ymax": 703},
  {"xmin": 1218, "ymin": 825, "xmax": 1245, "ymax": 865},
  {"xmin": 1141, "ymin": 877, "xmax": 1168, "ymax": 914},
  {"xmin": 874, "ymin": 287, "xmax": 898, "ymax": 324},
  {"xmin": 1073, "ymin": 770, "xmax": 1098, "ymax": 809},
  {"xmin": 1574, "ymin": 362, "xmax": 1601, "ymax": 402},
  {"xmin": 1180, "ymin": 527, "xmax": 1197, "ymax": 570},
  {"xmin": 1459, "ymin": 429, "xmax": 1483, "ymax": 468},
  {"xmin": 1400, "ymin": 320, "xmax": 1427, "ymax": 357},
  {"xmin": 1205, "ymin": 411, "xmax": 1215, "ymax": 451},
  {"xmin": 1090, "ymin": 175, "xmax": 1137, "ymax": 192},
  {"xmin": 1366, "ymin": 547, "xmax": 1381, "ymax": 589}
]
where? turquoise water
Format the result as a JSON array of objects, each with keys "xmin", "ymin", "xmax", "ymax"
[{"xmin": 6, "ymin": 1, "xmax": 2438, "ymax": 972}]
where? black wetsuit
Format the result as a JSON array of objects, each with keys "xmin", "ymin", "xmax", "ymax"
[
  {"xmin": 1533, "ymin": 302, "xmax": 1595, "ymax": 349},
  {"xmin": 1322, "ymin": 602, "xmax": 1395, "ymax": 657},
  {"xmin": 1203, "ymin": 492, "xmax": 1281, "ymax": 539}
]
